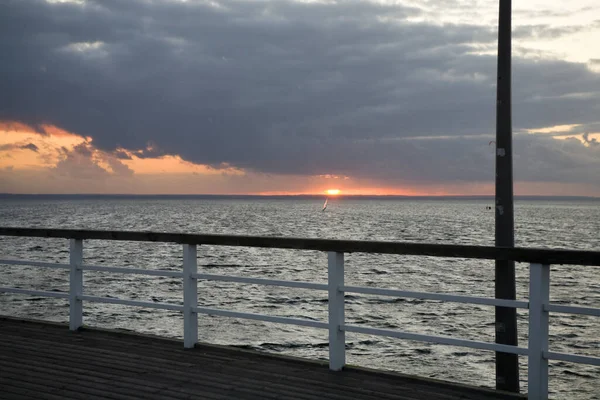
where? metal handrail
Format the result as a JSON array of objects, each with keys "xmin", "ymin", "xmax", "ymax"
[
  {"xmin": 1, "ymin": 228, "xmax": 599, "ymax": 400},
  {"xmin": 0, "ymin": 227, "xmax": 598, "ymax": 265}
]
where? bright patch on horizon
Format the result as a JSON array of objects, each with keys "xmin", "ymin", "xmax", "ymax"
[
  {"xmin": 553, "ymin": 132, "xmax": 600, "ymax": 146},
  {"xmin": 526, "ymin": 124, "xmax": 581, "ymax": 134},
  {"xmin": 65, "ymin": 41, "xmax": 104, "ymax": 51},
  {"xmin": 326, "ymin": 189, "xmax": 341, "ymax": 195},
  {"xmin": 45, "ymin": 0, "xmax": 84, "ymax": 4},
  {"xmin": 61, "ymin": 41, "xmax": 107, "ymax": 58}
]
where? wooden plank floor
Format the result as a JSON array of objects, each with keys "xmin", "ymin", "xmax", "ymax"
[{"xmin": 0, "ymin": 318, "xmax": 525, "ymax": 400}]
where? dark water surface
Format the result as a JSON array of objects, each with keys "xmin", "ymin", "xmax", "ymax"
[{"xmin": 0, "ymin": 198, "xmax": 598, "ymax": 398}]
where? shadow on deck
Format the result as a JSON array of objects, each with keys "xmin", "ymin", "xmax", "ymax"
[{"xmin": 0, "ymin": 317, "xmax": 525, "ymax": 400}]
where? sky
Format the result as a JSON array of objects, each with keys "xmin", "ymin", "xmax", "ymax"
[{"xmin": 0, "ymin": 0, "xmax": 599, "ymax": 196}]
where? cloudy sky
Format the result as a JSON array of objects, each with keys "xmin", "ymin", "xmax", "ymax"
[{"xmin": 1, "ymin": 0, "xmax": 599, "ymax": 195}]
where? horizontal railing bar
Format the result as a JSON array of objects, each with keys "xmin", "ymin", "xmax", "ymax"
[
  {"xmin": 546, "ymin": 351, "xmax": 600, "ymax": 366},
  {"xmin": 0, "ymin": 259, "xmax": 70, "ymax": 269},
  {"xmin": 81, "ymin": 264, "xmax": 183, "ymax": 278},
  {"xmin": 194, "ymin": 273, "xmax": 328, "ymax": 291},
  {"xmin": 0, "ymin": 287, "xmax": 69, "ymax": 299},
  {"xmin": 343, "ymin": 285, "xmax": 529, "ymax": 309},
  {"xmin": 546, "ymin": 304, "xmax": 600, "ymax": 317},
  {"xmin": 194, "ymin": 307, "xmax": 329, "ymax": 329},
  {"xmin": 0, "ymin": 227, "xmax": 598, "ymax": 265},
  {"xmin": 79, "ymin": 295, "xmax": 183, "ymax": 311},
  {"xmin": 344, "ymin": 325, "xmax": 529, "ymax": 355}
]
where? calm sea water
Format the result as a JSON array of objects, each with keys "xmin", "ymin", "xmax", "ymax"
[{"xmin": 0, "ymin": 197, "xmax": 598, "ymax": 398}]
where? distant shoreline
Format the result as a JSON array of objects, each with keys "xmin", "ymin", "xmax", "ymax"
[{"xmin": 0, "ymin": 193, "xmax": 598, "ymax": 201}]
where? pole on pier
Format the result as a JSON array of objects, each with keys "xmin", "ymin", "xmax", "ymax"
[{"xmin": 494, "ymin": 0, "xmax": 519, "ymax": 393}]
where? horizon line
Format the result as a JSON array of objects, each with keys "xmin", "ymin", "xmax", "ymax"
[{"xmin": 1, "ymin": 193, "xmax": 598, "ymax": 200}]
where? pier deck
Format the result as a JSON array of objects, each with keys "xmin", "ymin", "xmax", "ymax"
[{"xmin": 0, "ymin": 318, "xmax": 522, "ymax": 400}]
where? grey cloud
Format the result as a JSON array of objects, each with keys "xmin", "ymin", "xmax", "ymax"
[
  {"xmin": 73, "ymin": 142, "xmax": 93, "ymax": 157},
  {"xmin": 1, "ymin": 0, "xmax": 599, "ymax": 186},
  {"xmin": 105, "ymin": 156, "xmax": 134, "ymax": 177},
  {"xmin": 0, "ymin": 144, "xmax": 18, "ymax": 152},
  {"xmin": 583, "ymin": 132, "xmax": 599, "ymax": 147},
  {"xmin": 52, "ymin": 142, "xmax": 133, "ymax": 179},
  {"xmin": 113, "ymin": 150, "xmax": 132, "ymax": 160},
  {"xmin": 53, "ymin": 149, "xmax": 110, "ymax": 180},
  {"xmin": 21, "ymin": 143, "xmax": 39, "ymax": 152},
  {"xmin": 267, "ymin": 133, "xmax": 600, "ymax": 186},
  {"xmin": 513, "ymin": 135, "xmax": 600, "ymax": 184},
  {"xmin": 0, "ymin": 142, "xmax": 39, "ymax": 152},
  {"xmin": 132, "ymin": 143, "xmax": 168, "ymax": 159}
]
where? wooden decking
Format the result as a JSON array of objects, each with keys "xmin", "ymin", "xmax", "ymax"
[{"xmin": 0, "ymin": 318, "xmax": 524, "ymax": 400}]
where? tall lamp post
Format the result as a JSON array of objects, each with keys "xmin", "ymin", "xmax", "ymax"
[{"xmin": 494, "ymin": 0, "xmax": 520, "ymax": 393}]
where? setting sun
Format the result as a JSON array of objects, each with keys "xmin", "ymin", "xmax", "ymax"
[{"xmin": 325, "ymin": 189, "xmax": 341, "ymax": 196}]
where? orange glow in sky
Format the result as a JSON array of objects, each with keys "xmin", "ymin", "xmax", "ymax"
[
  {"xmin": 2, "ymin": 121, "xmax": 599, "ymax": 197},
  {"xmin": 0, "ymin": 121, "xmax": 244, "ymax": 177}
]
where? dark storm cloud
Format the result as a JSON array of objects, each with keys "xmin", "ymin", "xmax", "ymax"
[{"xmin": 1, "ymin": 0, "xmax": 599, "ymax": 185}]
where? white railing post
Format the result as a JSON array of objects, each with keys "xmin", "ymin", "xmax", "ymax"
[
  {"xmin": 183, "ymin": 244, "xmax": 198, "ymax": 348},
  {"xmin": 69, "ymin": 239, "xmax": 83, "ymax": 331},
  {"xmin": 528, "ymin": 263, "xmax": 550, "ymax": 400},
  {"xmin": 328, "ymin": 251, "xmax": 345, "ymax": 371}
]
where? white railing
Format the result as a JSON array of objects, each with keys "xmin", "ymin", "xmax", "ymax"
[{"xmin": 1, "ymin": 232, "xmax": 599, "ymax": 400}]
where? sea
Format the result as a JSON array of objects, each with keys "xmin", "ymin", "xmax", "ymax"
[{"xmin": 0, "ymin": 196, "xmax": 598, "ymax": 398}]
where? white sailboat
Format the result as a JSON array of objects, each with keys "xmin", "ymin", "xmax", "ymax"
[{"xmin": 322, "ymin": 198, "xmax": 328, "ymax": 211}]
